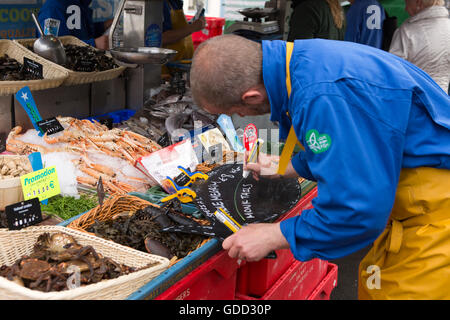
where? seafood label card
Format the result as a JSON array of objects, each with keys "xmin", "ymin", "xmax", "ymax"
[
  {"xmin": 5, "ymin": 198, "xmax": 42, "ymax": 230},
  {"xmin": 20, "ymin": 166, "xmax": 61, "ymax": 202},
  {"xmin": 23, "ymin": 58, "xmax": 43, "ymax": 79},
  {"xmin": 36, "ymin": 117, "xmax": 65, "ymax": 136}
]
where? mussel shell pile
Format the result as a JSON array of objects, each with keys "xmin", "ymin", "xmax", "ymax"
[
  {"xmin": 25, "ymin": 44, "xmax": 118, "ymax": 72},
  {"xmin": 87, "ymin": 204, "xmax": 209, "ymax": 260},
  {"xmin": 63, "ymin": 44, "xmax": 118, "ymax": 72},
  {"xmin": 0, "ymin": 54, "xmax": 43, "ymax": 81},
  {"xmin": 0, "ymin": 232, "xmax": 143, "ymax": 292}
]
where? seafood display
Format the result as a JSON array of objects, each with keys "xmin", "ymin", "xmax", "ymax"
[
  {"xmin": 87, "ymin": 202, "xmax": 209, "ymax": 261},
  {"xmin": 63, "ymin": 44, "xmax": 119, "ymax": 72},
  {"xmin": 26, "ymin": 44, "xmax": 119, "ymax": 72},
  {"xmin": 0, "ymin": 54, "xmax": 43, "ymax": 81},
  {"xmin": 0, "ymin": 156, "xmax": 33, "ymax": 180},
  {"xmin": 5, "ymin": 116, "xmax": 161, "ymax": 194},
  {"xmin": 0, "ymin": 232, "xmax": 145, "ymax": 292},
  {"xmin": 119, "ymin": 87, "xmax": 217, "ymax": 145}
]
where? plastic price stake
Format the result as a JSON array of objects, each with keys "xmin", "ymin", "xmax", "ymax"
[
  {"xmin": 97, "ymin": 176, "xmax": 105, "ymax": 206},
  {"xmin": 15, "ymin": 86, "xmax": 43, "ymax": 135},
  {"xmin": 28, "ymin": 152, "xmax": 48, "ymax": 205}
]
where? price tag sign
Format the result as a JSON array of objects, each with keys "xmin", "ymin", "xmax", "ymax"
[
  {"xmin": 36, "ymin": 117, "xmax": 64, "ymax": 136},
  {"xmin": 20, "ymin": 166, "xmax": 61, "ymax": 202},
  {"xmin": 23, "ymin": 57, "xmax": 43, "ymax": 79},
  {"xmin": 5, "ymin": 198, "xmax": 43, "ymax": 230}
]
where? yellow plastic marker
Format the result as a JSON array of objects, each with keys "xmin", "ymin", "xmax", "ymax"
[{"xmin": 213, "ymin": 208, "xmax": 243, "ymax": 233}]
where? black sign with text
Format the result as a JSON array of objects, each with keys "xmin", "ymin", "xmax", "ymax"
[
  {"xmin": 36, "ymin": 117, "xmax": 64, "ymax": 136},
  {"xmin": 23, "ymin": 57, "xmax": 43, "ymax": 79},
  {"xmin": 5, "ymin": 198, "xmax": 43, "ymax": 230}
]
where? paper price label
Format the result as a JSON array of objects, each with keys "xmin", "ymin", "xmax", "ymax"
[{"xmin": 20, "ymin": 166, "xmax": 61, "ymax": 202}]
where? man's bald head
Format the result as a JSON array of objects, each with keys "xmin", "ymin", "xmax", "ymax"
[{"xmin": 190, "ymin": 35, "xmax": 263, "ymax": 112}]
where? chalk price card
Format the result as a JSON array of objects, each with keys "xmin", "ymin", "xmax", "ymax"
[
  {"xmin": 20, "ymin": 166, "xmax": 61, "ymax": 202},
  {"xmin": 5, "ymin": 198, "xmax": 43, "ymax": 230}
]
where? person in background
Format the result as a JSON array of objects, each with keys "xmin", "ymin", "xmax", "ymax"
[
  {"xmin": 38, "ymin": 0, "xmax": 112, "ymax": 50},
  {"xmin": 190, "ymin": 34, "xmax": 450, "ymax": 299},
  {"xmin": 389, "ymin": 0, "xmax": 450, "ymax": 93},
  {"xmin": 287, "ymin": 0, "xmax": 345, "ymax": 41},
  {"xmin": 162, "ymin": 0, "xmax": 206, "ymax": 61},
  {"xmin": 344, "ymin": 0, "xmax": 386, "ymax": 49}
]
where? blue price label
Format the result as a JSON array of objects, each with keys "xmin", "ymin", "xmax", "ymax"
[{"xmin": 15, "ymin": 86, "xmax": 43, "ymax": 135}]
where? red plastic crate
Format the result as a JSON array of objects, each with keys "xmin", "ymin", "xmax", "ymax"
[
  {"xmin": 185, "ymin": 15, "xmax": 225, "ymax": 49},
  {"xmin": 235, "ymin": 258, "xmax": 329, "ymax": 300},
  {"xmin": 236, "ymin": 187, "xmax": 318, "ymax": 297},
  {"xmin": 307, "ymin": 263, "xmax": 338, "ymax": 300},
  {"xmin": 155, "ymin": 250, "xmax": 240, "ymax": 300}
]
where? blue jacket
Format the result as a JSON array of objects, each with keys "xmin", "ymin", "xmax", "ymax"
[
  {"xmin": 344, "ymin": 0, "xmax": 385, "ymax": 49},
  {"xmin": 262, "ymin": 39, "xmax": 450, "ymax": 261},
  {"xmin": 38, "ymin": 0, "xmax": 105, "ymax": 47}
]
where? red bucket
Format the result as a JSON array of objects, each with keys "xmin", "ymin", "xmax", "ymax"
[{"xmin": 185, "ymin": 16, "xmax": 226, "ymax": 49}]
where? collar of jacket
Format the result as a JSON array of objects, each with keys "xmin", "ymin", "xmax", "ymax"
[
  {"xmin": 262, "ymin": 40, "xmax": 292, "ymax": 140},
  {"xmin": 409, "ymin": 5, "xmax": 449, "ymax": 23}
]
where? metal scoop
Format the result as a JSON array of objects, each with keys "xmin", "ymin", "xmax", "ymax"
[{"xmin": 31, "ymin": 13, "xmax": 66, "ymax": 65}]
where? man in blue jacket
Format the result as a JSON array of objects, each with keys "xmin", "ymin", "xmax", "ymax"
[
  {"xmin": 344, "ymin": 0, "xmax": 386, "ymax": 49},
  {"xmin": 190, "ymin": 35, "xmax": 450, "ymax": 299},
  {"xmin": 38, "ymin": 0, "xmax": 112, "ymax": 49}
]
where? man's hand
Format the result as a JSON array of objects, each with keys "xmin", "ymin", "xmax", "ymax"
[
  {"xmin": 190, "ymin": 16, "xmax": 206, "ymax": 33},
  {"xmin": 244, "ymin": 151, "xmax": 300, "ymax": 180},
  {"xmin": 222, "ymin": 223, "xmax": 290, "ymax": 262},
  {"xmin": 95, "ymin": 35, "xmax": 109, "ymax": 50},
  {"xmin": 244, "ymin": 151, "xmax": 281, "ymax": 180}
]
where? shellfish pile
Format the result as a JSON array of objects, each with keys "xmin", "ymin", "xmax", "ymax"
[
  {"xmin": 87, "ymin": 202, "xmax": 210, "ymax": 262},
  {"xmin": 0, "ymin": 156, "xmax": 33, "ymax": 180},
  {"xmin": 0, "ymin": 232, "xmax": 145, "ymax": 292},
  {"xmin": 0, "ymin": 54, "xmax": 43, "ymax": 81}
]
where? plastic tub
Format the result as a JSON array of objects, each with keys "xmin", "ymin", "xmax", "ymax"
[
  {"xmin": 236, "ymin": 187, "xmax": 318, "ymax": 296},
  {"xmin": 235, "ymin": 258, "xmax": 330, "ymax": 300}
]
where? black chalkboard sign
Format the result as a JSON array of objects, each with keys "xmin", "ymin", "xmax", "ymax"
[
  {"xmin": 161, "ymin": 164, "xmax": 302, "ymax": 240},
  {"xmin": 23, "ymin": 57, "xmax": 43, "ymax": 79},
  {"xmin": 36, "ymin": 117, "xmax": 64, "ymax": 136},
  {"xmin": 5, "ymin": 198, "xmax": 43, "ymax": 230}
]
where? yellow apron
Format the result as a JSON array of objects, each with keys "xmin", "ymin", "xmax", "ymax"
[
  {"xmin": 281, "ymin": 42, "xmax": 450, "ymax": 300},
  {"xmin": 162, "ymin": 1, "xmax": 194, "ymax": 75}
]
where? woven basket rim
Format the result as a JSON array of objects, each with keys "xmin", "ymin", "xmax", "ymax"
[
  {"xmin": 14, "ymin": 36, "xmax": 126, "ymax": 79},
  {"xmin": 0, "ymin": 39, "xmax": 69, "ymax": 95},
  {"xmin": 0, "ymin": 225, "xmax": 170, "ymax": 299}
]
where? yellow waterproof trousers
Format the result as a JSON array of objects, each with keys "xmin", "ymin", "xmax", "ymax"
[{"xmin": 359, "ymin": 167, "xmax": 450, "ymax": 299}]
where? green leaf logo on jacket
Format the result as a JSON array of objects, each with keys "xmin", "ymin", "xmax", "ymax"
[{"xmin": 306, "ymin": 129, "xmax": 331, "ymax": 154}]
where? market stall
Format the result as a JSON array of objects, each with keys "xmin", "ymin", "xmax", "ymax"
[{"xmin": 0, "ymin": 0, "xmax": 336, "ymax": 301}]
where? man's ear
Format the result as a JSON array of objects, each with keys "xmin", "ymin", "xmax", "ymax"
[{"xmin": 241, "ymin": 87, "xmax": 265, "ymax": 106}]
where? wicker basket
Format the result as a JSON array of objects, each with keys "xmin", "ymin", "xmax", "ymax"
[
  {"xmin": 67, "ymin": 194, "xmax": 209, "ymax": 267},
  {"xmin": 0, "ymin": 225, "xmax": 169, "ymax": 300},
  {"xmin": 15, "ymin": 36, "xmax": 126, "ymax": 86},
  {"xmin": 0, "ymin": 40, "xmax": 69, "ymax": 96}
]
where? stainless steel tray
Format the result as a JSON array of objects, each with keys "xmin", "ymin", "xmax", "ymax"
[{"xmin": 110, "ymin": 47, "xmax": 177, "ymax": 65}]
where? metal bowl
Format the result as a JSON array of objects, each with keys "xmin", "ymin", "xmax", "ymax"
[{"xmin": 110, "ymin": 47, "xmax": 178, "ymax": 65}]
